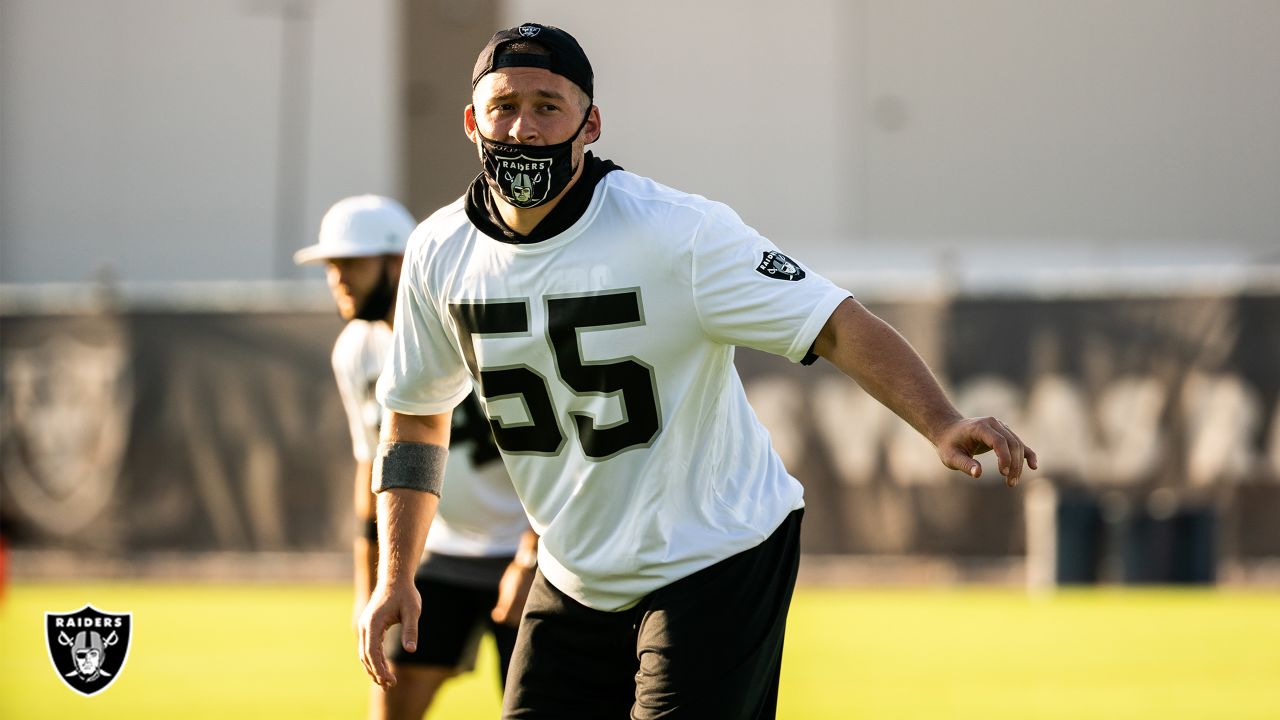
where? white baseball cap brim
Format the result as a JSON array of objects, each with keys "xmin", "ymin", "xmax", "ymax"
[{"xmin": 293, "ymin": 241, "xmax": 398, "ymax": 265}]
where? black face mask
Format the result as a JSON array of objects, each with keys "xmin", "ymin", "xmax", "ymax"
[
  {"xmin": 354, "ymin": 259, "xmax": 396, "ymax": 322},
  {"xmin": 476, "ymin": 109, "xmax": 591, "ymax": 209}
]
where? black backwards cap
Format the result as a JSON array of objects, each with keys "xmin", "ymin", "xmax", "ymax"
[{"xmin": 471, "ymin": 22, "xmax": 594, "ymax": 101}]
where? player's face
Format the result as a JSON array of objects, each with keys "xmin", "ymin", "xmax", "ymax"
[
  {"xmin": 325, "ymin": 256, "xmax": 385, "ymax": 321},
  {"xmin": 75, "ymin": 648, "xmax": 100, "ymax": 674},
  {"xmin": 467, "ymin": 67, "xmax": 598, "ymax": 150}
]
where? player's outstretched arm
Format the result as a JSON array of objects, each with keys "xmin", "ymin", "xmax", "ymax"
[
  {"xmin": 357, "ymin": 410, "xmax": 451, "ymax": 688},
  {"xmin": 812, "ymin": 298, "xmax": 1038, "ymax": 486}
]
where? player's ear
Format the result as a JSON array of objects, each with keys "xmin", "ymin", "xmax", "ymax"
[
  {"xmin": 464, "ymin": 104, "xmax": 478, "ymax": 142},
  {"xmin": 584, "ymin": 105, "xmax": 601, "ymax": 145}
]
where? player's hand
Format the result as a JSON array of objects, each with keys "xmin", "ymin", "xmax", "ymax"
[
  {"xmin": 358, "ymin": 580, "xmax": 421, "ymax": 688},
  {"xmin": 934, "ymin": 416, "xmax": 1038, "ymax": 487},
  {"xmin": 351, "ymin": 589, "xmax": 372, "ymax": 631},
  {"xmin": 491, "ymin": 562, "xmax": 535, "ymax": 627}
]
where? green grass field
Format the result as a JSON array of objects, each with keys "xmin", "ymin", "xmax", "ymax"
[{"xmin": 1, "ymin": 583, "xmax": 1277, "ymax": 719}]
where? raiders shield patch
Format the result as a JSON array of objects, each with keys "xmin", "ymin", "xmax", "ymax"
[
  {"xmin": 45, "ymin": 605, "xmax": 133, "ymax": 696},
  {"xmin": 755, "ymin": 251, "xmax": 806, "ymax": 281},
  {"xmin": 496, "ymin": 154, "xmax": 552, "ymax": 208}
]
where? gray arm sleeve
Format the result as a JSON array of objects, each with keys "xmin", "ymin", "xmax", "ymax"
[{"xmin": 371, "ymin": 441, "xmax": 448, "ymax": 496}]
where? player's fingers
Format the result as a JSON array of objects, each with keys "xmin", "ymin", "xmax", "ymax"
[
  {"xmin": 503, "ymin": 584, "xmax": 532, "ymax": 627},
  {"xmin": 372, "ymin": 632, "xmax": 396, "ymax": 688},
  {"xmin": 938, "ymin": 444, "xmax": 982, "ymax": 478},
  {"xmin": 362, "ymin": 605, "xmax": 396, "ymax": 688},
  {"xmin": 975, "ymin": 421, "xmax": 1013, "ymax": 480},
  {"xmin": 357, "ymin": 618, "xmax": 370, "ymax": 676},
  {"xmin": 491, "ymin": 596, "xmax": 511, "ymax": 625},
  {"xmin": 358, "ymin": 613, "xmax": 380, "ymax": 684},
  {"xmin": 359, "ymin": 619, "xmax": 377, "ymax": 683},
  {"xmin": 994, "ymin": 420, "xmax": 1025, "ymax": 487},
  {"xmin": 1025, "ymin": 444, "xmax": 1039, "ymax": 471},
  {"xmin": 400, "ymin": 598, "xmax": 419, "ymax": 654}
]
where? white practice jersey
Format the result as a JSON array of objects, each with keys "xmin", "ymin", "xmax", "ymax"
[
  {"xmin": 332, "ymin": 320, "xmax": 527, "ymax": 557},
  {"xmin": 333, "ymin": 320, "xmax": 392, "ymax": 463},
  {"xmin": 378, "ymin": 170, "xmax": 850, "ymax": 610}
]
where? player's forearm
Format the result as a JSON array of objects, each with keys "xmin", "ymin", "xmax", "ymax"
[
  {"xmin": 814, "ymin": 298, "xmax": 963, "ymax": 445},
  {"xmin": 376, "ymin": 489, "xmax": 437, "ymax": 587},
  {"xmin": 354, "ymin": 461, "xmax": 378, "ymax": 597},
  {"xmin": 375, "ymin": 411, "xmax": 451, "ymax": 586}
]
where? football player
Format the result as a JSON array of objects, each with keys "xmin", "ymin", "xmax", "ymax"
[{"xmin": 358, "ymin": 24, "xmax": 1036, "ymax": 720}]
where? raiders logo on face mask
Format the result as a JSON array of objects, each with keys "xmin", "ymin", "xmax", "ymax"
[
  {"xmin": 494, "ymin": 155, "xmax": 553, "ymax": 208},
  {"xmin": 755, "ymin": 251, "xmax": 806, "ymax": 281},
  {"xmin": 476, "ymin": 108, "xmax": 592, "ymax": 209}
]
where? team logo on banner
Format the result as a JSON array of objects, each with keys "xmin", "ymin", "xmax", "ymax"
[
  {"xmin": 755, "ymin": 251, "xmax": 806, "ymax": 281},
  {"xmin": 2, "ymin": 334, "xmax": 132, "ymax": 536},
  {"xmin": 45, "ymin": 605, "xmax": 133, "ymax": 696},
  {"xmin": 497, "ymin": 155, "xmax": 552, "ymax": 208}
]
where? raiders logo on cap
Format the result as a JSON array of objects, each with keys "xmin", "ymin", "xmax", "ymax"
[
  {"xmin": 755, "ymin": 251, "xmax": 806, "ymax": 281},
  {"xmin": 518, "ymin": 24, "xmax": 541, "ymax": 37}
]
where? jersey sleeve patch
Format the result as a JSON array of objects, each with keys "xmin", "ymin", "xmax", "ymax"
[{"xmin": 755, "ymin": 251, "xmax": 806, "ymax": 281}]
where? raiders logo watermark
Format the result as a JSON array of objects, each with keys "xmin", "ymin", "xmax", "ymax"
[
  {"xmin": 755, "ymin": 251, "xmax": 806, "ymax": 281},
  {"xmin": 497, "ymin": 155, "xmax": 552, "ymax": 208},
  {"xmin": 45, "ymin": 605, "xmax": 133, "ymax": 696}
]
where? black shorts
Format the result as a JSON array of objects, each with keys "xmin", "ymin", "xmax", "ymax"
[
  {"xmin": 389, "ymin": 571, "xmax": 520, "ymax": 687},
  {"xmin": 503, "ymin": 509, "xmax": 803, "ymax": 720}
]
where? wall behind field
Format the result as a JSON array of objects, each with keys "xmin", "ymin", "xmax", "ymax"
[
  {"xmin": 2, "ymin": 1, "xmax": 1278, "ymax": 283},
  {"xmin": 0, "ymin": 0, "xmax": 401, "ymax": 283},
  {"xmin": 504, "ymin": 0, "xmax": 1280, "ymax": 279}
]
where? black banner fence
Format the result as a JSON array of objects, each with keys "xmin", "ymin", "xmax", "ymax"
[{"xmin": 2, "ymin": 289, "xmax": 1277, "ymax": 582}]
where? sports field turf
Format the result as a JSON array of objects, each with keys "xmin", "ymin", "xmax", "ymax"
[{"xmin": 1, "ymin": 583, "xmax": 1276, "ymax": 719}]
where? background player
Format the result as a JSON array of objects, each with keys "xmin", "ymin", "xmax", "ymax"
[
  {"xmin": 358, "ymin": 24, "xmax": 1036, "ymax": 719},
  {"xmin": 296, "ymin": 195, "xmax": 537, "ymax": 719}
]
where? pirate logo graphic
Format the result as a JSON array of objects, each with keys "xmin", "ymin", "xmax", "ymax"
[
  {"xmin": 45, "ymin": 605, "xmax": 133, "ymax": 696},
  {"xmin": 755, "ymin": 250, "xmax": 806, "ymax": 281},
  {"xmin": 496, "ymin": 155, "xmax": 552, "ymax": 208},
  {"xmin": 3, "ymin": 334, "xmax": 132, "ymax": 537}
]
